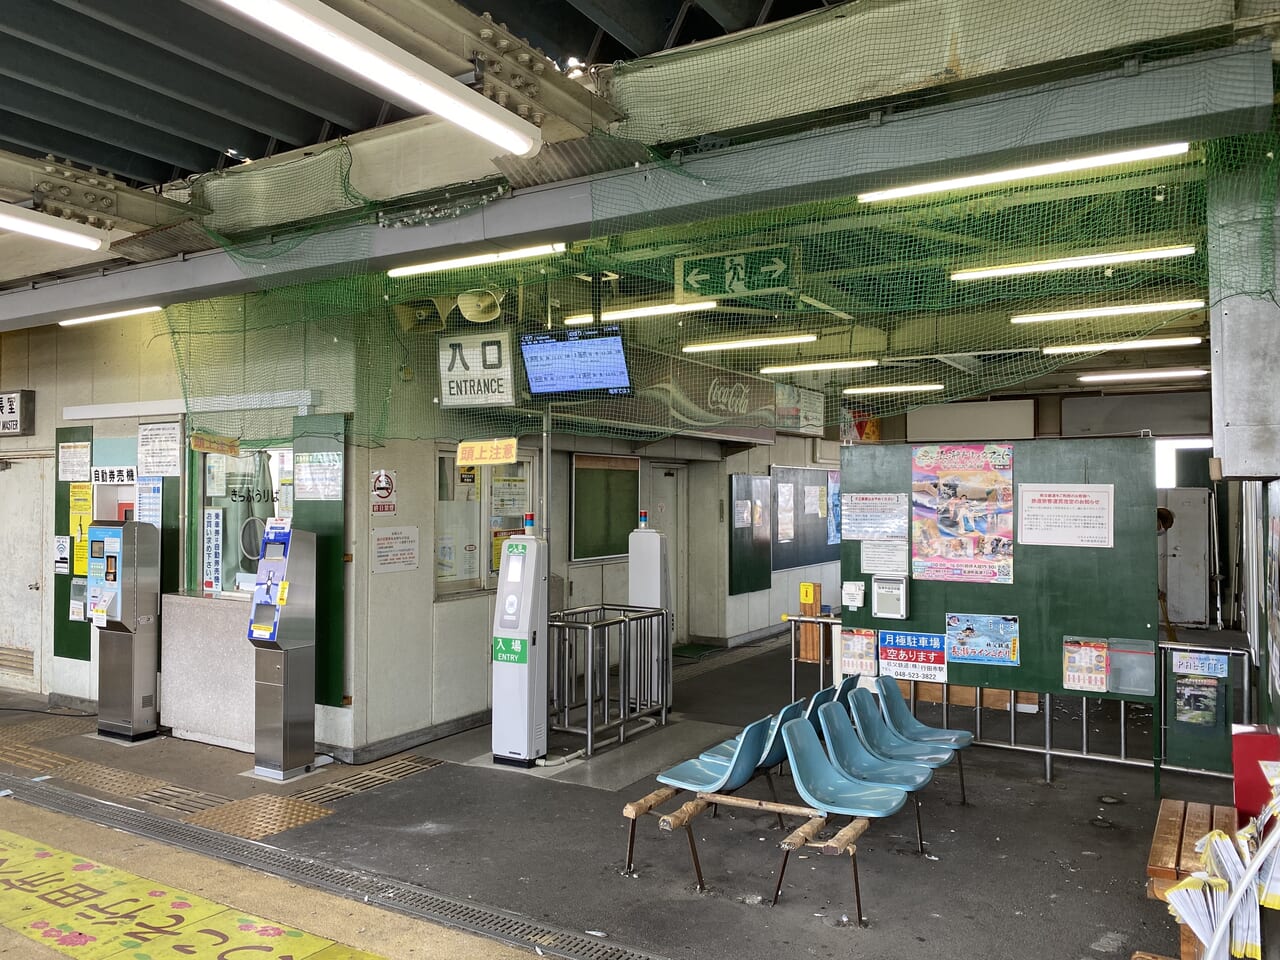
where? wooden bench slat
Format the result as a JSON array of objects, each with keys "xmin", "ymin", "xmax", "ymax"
[
  {"xmin": 1212, "ymin": 804, "xmax": 1236, "ymax": 836},
  {"xmin": 623, "ymin": 786, "xmax": 678, "ymax": 820},
  {"xmin": 659, "ymin": 798, "xmax": 709, "ymax": 832},
  {"xmin": 695, "ymin": 792, "xmax": 822, "ymax": 819},
  {"xmin": 1147, "ymin": 799, "xmax": 1186, "ymax": 881},
  {"xmin": 781, "ymin": 817, "xmax": 827, "ymax": 851},
  {"xmin": 822, "ymin": 818, "xmax": 870, "ymax": 856},
  {"xmin": 1178, "ymin": 802, "xmax": 1212, "ymax": 876}
]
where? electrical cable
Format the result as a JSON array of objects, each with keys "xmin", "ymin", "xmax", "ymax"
[{"xmin": 0, "ymin": 706, "xmax": 97, "ymax": 717}]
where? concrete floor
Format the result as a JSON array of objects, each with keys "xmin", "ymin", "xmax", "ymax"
[{"xmin": 0, "ymin": 641, "xmax": 1235, "ymax": 960}]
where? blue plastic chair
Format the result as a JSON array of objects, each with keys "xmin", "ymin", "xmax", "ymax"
[
  {"xmin": 818, "ymin": 701, "xmax": 930, "ymax": 853},
  {"xmin": 779, "ymin": 717, "xmax": 909, "ymax": 915},
  {"xmin": 803, "ymin": 685, "xmax": 837, "ymax": 738},
  {"xmin": 833, "ymin": 674, "xmax": 859, "ymax": 714},
  {"xmin": 873, "ymin": 677, "xmax": 971, "ymax": 805},
  {"xmin": 874, "ymin": 676, "xmax": 974, "ymax": 748},
  {"xmin": 658, "ymin": 715, "xmax": 773, "ymax": 793},
  {"xmin": 699, "ymin": 698, "xmax": 805, "ymax": 768},
  {"xmin": 849, "ymin": 688, "xmax": 953, "ymax": 768}
]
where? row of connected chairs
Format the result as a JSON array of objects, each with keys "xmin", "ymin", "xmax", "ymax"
[{"xmin": 641, "ymin": 674, "xmax": 972, "ymax": 912}]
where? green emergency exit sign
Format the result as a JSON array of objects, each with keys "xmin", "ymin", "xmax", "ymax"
[{"xmin": 493, "ymin": 636, "xmax": 528, "ymax": 663}]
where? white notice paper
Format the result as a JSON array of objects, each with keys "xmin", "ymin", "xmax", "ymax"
[
  {"xmin": 372, "ymin": 525, "xmax": 419, "ymax": 573},
  {"xmin": 841, "ymin": 581, "xmax": 865, "ymax": 608},
  {"xmin": 1017, "ymin": 483, "xmax": 1114, "ymax": 548},
  {"xmin": 860, "ymin": 538, "xmax": 909, "ymax": 575},
  {"xmin": 58, "ymin": 442, "xmax": 91, "ymax": 481},
  {"xmin": 804, "ymin": 485, "xmax": 823, "ymax": 516},
  {"xmin": 777, "ymin": 483, "xmax": 795, "ymax": 542},
  {"xmin": 295, "ymin": 451, "xmax": 343, "ymax": 501},
  {"xmin": 841, "ymin": 493, "xmax": 909, "ymax": 540},
  {"xmin": 137, "ymin": 422, "xmax": 183, "ymax": 476}
]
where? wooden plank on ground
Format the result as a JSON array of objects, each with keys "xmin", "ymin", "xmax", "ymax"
[
  {"xmin": 1178, "ymin": 802, "xmax": 1212, "ymax": 876},
  {"xmin": 1147, "ymin": 799, "xmax": 1186, "ymax": 881},
  {"xmin": 695, "ymin": 792, "xmax": 822, "ymax": 819}
]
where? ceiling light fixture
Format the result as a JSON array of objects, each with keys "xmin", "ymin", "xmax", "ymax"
[
  {"xmin": 1010, "ymin": 299, "xmax": 1206, "ymax": 323},
  {"xmin": 1042, "ymin": 335, "xmax": 1203, "ymax": 355},
  {"xmin": 211, "ymin": 0, "xmax": 541, "ymax": 156},
  {"xmin": 1077, "ymin": 368, "xmax": 1209, "ymax": 383},
  {"xmin": 58, "ymin": 306, "xmax": 164, "ymax": 328},
  {"xmin": 0, "ymin": 202, "xmax": 109, "ymax": 251},
  {"xmin": 857, "ymin": 142, "xmax": 1190, "ymax": 203},
  {"xmin": 563, "ymin": 301, "xmax": 718, "ymax": 325},
  {"xmin": 843, "ymin": 384, "xmax": 945, "ymax": 395},
  {"xmin": 760, "ymin": 358, "xmax": 879, "ymax": 374},
  {"xmin": 682, "ymin": 333, "xmax": 817, "ymax": 354},
  {"xmin": 952, "ymin": 244, "xmax": 1196, "ymax": 281},
  {"xmin": 387, "ymin": 243, "xmax": 566, "ymax": 279}
]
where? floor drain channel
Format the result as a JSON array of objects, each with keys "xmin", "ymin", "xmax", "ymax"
[{"xmin": 0, "ymin": 772, "xmax": 669, "ymax": 960}]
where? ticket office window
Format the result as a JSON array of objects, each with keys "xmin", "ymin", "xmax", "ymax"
[
  {"xmin": 196, "ymin": 447, "xmax": 293, "ymax": 594},
  {"xmin": 436, "ymin": 453, "xmax": 534, "ymax": 595}
]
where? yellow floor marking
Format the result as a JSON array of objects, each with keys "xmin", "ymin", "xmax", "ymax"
[{"xmin": 0, "ymin": 830, "xmax": 388, "ymax": 959}]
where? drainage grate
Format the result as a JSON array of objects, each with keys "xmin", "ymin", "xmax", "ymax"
[
  {"xmin": 0, "ymin": 744, "xmax": 78, "ymax": 773},
  {"xmin": 0, "ymin": 772, "xmax": 671, "ymax": 960},
  {"xmin": 183, "ymin": 794, "xmax": 333, "ymax": 840},
  {"xmin": 56, "ymin": 761, "xmax": 169, "ymax": 797},
  {"xmin": 136, "ymin": 784, "xmax": 233, "ymax": 815},
  {"xmin": 0, "ymin": 716, "xmax": 96, "ymax": 744},
  {"xmin": 291, "ymin": 755, "xmax": 443, "ymax": 804}
]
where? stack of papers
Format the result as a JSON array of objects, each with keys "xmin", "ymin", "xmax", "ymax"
[{"xmin": 1167, "ymin": 873, "xmax": 1232, "ymax": 960}]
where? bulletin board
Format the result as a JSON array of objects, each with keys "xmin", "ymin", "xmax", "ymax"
[
  {"xmin": 771, "ymin": 466, "xmax": 840, "ymax": 571},
  {"xmin": 841, "ymin": 438, "xmax": 1157, "ymax": 701},
  {"xmin": 572, "ymin": 454, "xmax": 639, "ymax": 560}
]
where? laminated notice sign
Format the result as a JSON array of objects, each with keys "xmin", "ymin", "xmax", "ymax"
[
  {"xmin": 878, "ymin": 630, "xmax": 947, "ymax": 684},
  {"xmin": 1018, "ymin": 483, "xmax": 1113, "ymax": 548},
  {"xmin": 912, "ymin": 444, "xmax": 1013, "ymax": 584},
  {"xmin": 1063, "ymin": 637, "xmax": 1109, "ymax": 692},
  {"xmin": 840, "ymin": 628, "xmax": 878, "ymax": 678}
]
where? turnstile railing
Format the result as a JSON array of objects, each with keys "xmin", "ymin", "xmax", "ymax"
[{"xmin": 549, "ymin": 604, "xmax": 670, "ymax": 756}]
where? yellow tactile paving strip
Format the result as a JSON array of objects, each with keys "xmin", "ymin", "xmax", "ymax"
[
  {"xmin": 0, "ymin": 828, "xmax": 385, "ymax": 959},
  {"xmin": 182, "ymin": 794, "xmax": 333, "ymax": 840}
]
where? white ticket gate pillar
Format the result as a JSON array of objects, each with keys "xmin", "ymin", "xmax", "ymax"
[
  {"xmin": 492, "ymin": 531, "xmax": 549, "ymax": 767},
  {"xmin": 628, "ymin": 512, "xmax": 671, "ymax": 702}
]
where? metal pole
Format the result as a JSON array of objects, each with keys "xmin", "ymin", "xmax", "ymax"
[
  {"xmin": 1009, "ymin": 689, "xmax": 1016, "ymax": 746},
  {"xmin": 585, "ymin": 623, "xmax": 595, "ymax": 757},
  {"xmin": 1119, "ymin": 700, "xmax": 1127, "ymax": 760},
  {"xmin": 1044, "ymin": 693, "xmax": 1053, "ymax": 783},
  {"xmin": 1081, "ymin": 698, "xmax": 1089, "ymax": 757},
  {"xmin": 790, "ymin": 619, "xmax": 798, "ymax": 703}
]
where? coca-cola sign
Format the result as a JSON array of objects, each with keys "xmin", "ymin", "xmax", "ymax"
[{"xmin": 708, "ymin": 377, "xmax": 752, "ymax": 415}]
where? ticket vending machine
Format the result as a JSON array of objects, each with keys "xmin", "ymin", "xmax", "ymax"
[
  {"xmin": 628, "ymin": 511, "xmax": 671, "ymax": 703},
  {"xmin": 245, "ymin": 518, "xmax": 317, "ymax": 780},
  {"xmin": 491, "ymin": 530, "xmax": 548, "ymax": 767},
  {"xmin": 87, "ymin": 521, "xmax": 159, "ymax": 740}
]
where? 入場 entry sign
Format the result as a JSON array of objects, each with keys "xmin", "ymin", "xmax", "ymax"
[{"xmin": 878, "ymin": 630, "xmax": 947, "ymax": 684}]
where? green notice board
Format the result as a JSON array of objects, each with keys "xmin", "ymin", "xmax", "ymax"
[
  {"xmin": 571, "ymin": 454, "xmax": 639, "ymax": 560},
  {"xmin": 842, "ymin": 438, "xmax": 1157, "ymax": 700}
]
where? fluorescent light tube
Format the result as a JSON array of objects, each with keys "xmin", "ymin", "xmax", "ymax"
[
  {"xmin": 1077, "ymin": 368, "xmax": 1209, "ymax": 383},
  {"xmin": 1011, "ymin": 299, "xmax": 1206, "ymax": 323},
  {"xmin": 59, "ymin": 306, "xmax": 164, "ymax": 327},
  {"xmin": 760, "ymin": 358, "xmax": 879, "ymax": 374},
  {"xmin": 212, "ymin": 0, "xmax": 541, "ymax": 156},
  {"xmin": 387, "ymin": 243, "xmax": 565, "ymax": 278},
  {"xmin": 683, "ymin": 333, "xmax": 816, "ymax": 354},
  {"xmin": 952, "ymin": 245, "xmax": 1195, "ymax": 281},
  {"xmin": 0, "ymin": 202, "xmax": 108, "ymax": 251},
  {"xmin": 843, "ymin": 384, "xmax": 945, "ymax": 395},
  {"xmin": 858, "ymin": 143, "xmax": 1189, "ymax": 203},
  {"xmin": 564, "ymin": 301, "xmax": 717, "ymax": 325},
  {"xmin": 1043, "ymin": 335, "xmax": 1202, "ymax": 355}
]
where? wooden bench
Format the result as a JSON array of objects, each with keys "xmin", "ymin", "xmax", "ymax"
[{"xmin": 1144, "ymin": 798, "xmax": 1238, "ymax": 960}]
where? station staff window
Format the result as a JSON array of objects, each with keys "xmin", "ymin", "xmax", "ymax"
[
  {"xmin": 435, "ymin": 450, "xmax": 535, "ymax": 594},
  {"xmin": 197, "ymin": 447, "xmax": 293, "ymax": 594}
]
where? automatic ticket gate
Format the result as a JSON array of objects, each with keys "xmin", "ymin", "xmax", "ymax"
[
  {"xmin": 492, "ymin": 531, "xmax": 549, "ymax": 767},
  {"xmin": 245, "ymin": 518, "xmax": 317, "ymax": 780},
  {"xmin": 628, "ymin": 513, "xmax": 671, "ymax": 703},
  {"xmin": 87, "ymin": 521, "xmax": 159, "ymax": 740}
]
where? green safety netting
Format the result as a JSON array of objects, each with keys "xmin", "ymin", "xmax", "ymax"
[{"xmin": 153, "ymin": 3, "xmax": 1277, "ymax": 448}]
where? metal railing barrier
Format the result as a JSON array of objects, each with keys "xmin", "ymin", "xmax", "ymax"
[{"xmin": 548, "ymin": 604, "xmax": 671, "ymax": 757}]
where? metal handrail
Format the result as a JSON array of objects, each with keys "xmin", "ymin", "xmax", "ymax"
[{"xmin": 781, "ymin": 613, "xmax": 842, "ymax": 702}]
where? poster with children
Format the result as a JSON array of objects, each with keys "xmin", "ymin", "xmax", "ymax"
[{"xmin": 912, "ymin": 443, "xmax": 1014, "ymax": 584}]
